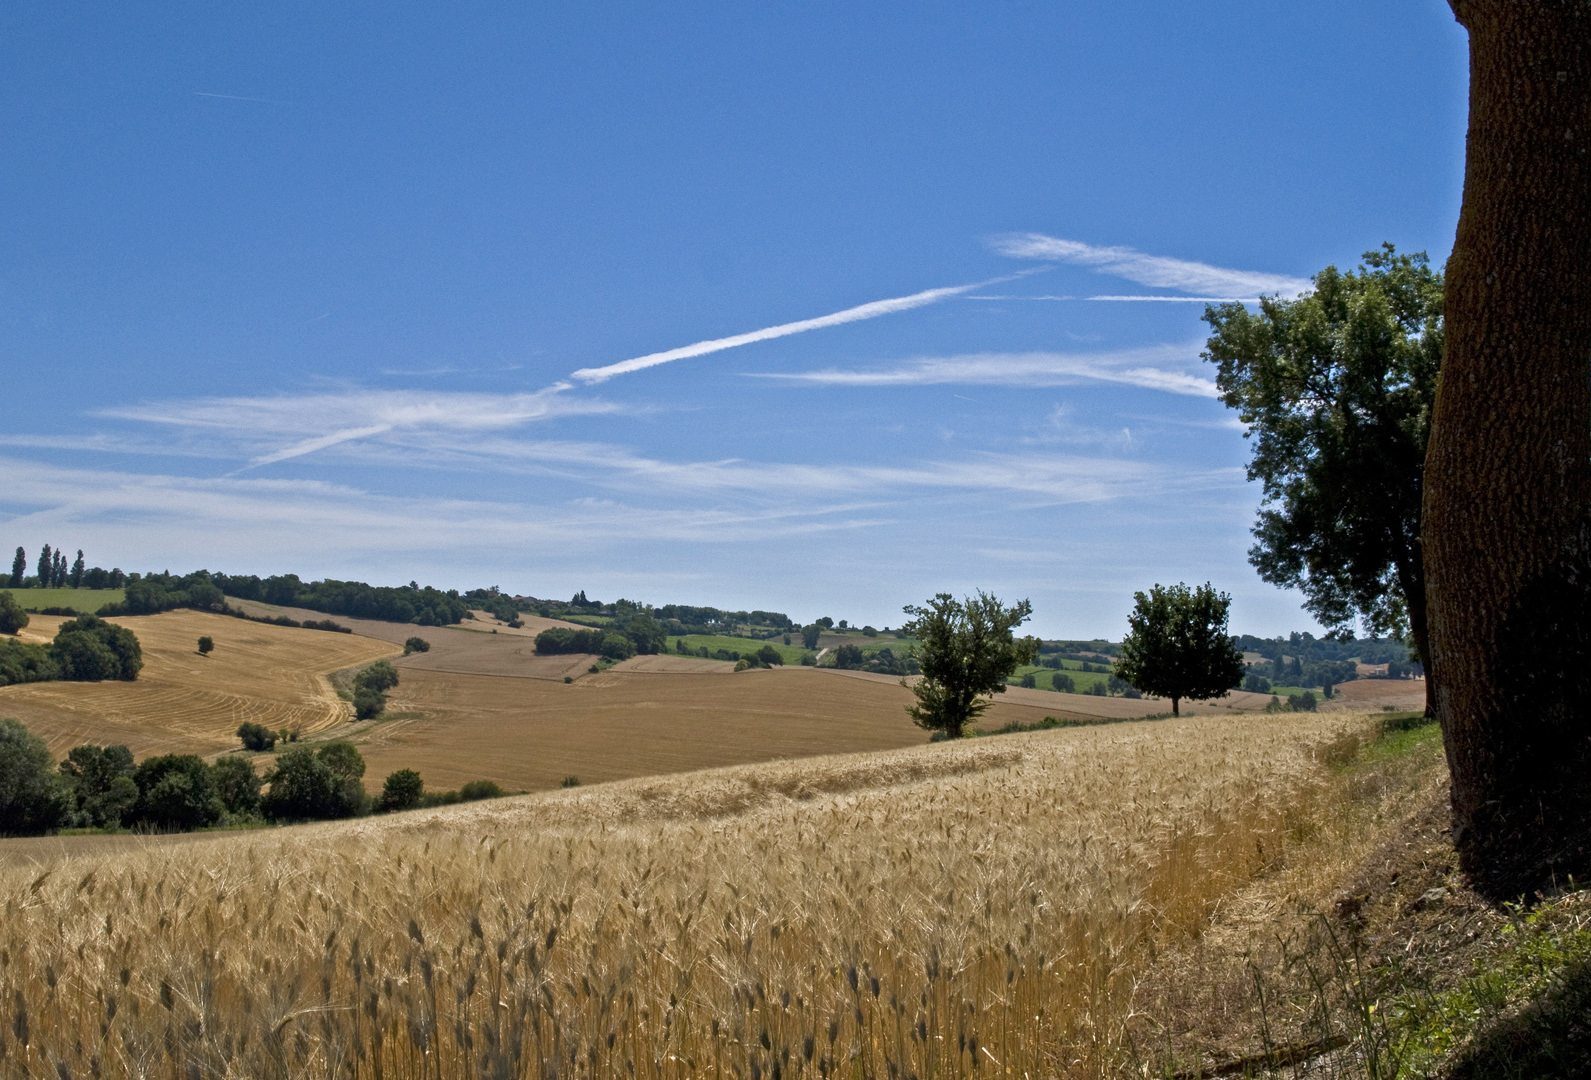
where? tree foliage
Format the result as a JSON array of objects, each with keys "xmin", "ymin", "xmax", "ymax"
[
  {"xmin": 1115, "ymin": 583, "xmax": 1245, "ymax": 716},
  {"xmin": 59, "ymin": 744, "xmax": 137, "ymax": 828},
  {"xmin": 378, "ymin": 768, "xmax": 424, "ymax": 812},
  {"xmin": 236, "ymin": 721, "xmax": 276, "ymax": 752},
  {"xmin": 0, "ymin": 718, "xmax": 72, "ymax": 835},
  {"xmin": 51, "ymin": 615, "xmax": 142, "ymax": 681},
  {"xmin": 900, "ymin": 593, "xmax": 1038, "ymax": 739},
  {"xmin": 130, "ymin": 754, "xmax": 223, "ymax": 831},
  {"xmin": 1203, "ymin": 246, "xmax": 1441, "ymax": 675},
  {"xmin": 210, "ymin": 756, "xmax": 262, "ymax": 818},
  {"xmin": 262, "ymin": 744, "xmax": 369, "ymax": 821},
  {"xmin": 0, "ymin": 592, "xmax": 28, "ymax": 635}
]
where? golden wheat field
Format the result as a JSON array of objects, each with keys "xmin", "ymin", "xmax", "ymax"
[
  {"xmin": 0, "ymin": 610, "xmax": 397, "ymax": 758},
  {"xmin": 0, "ymin": 709, "xmax": 1367, "ymax": 1080}
]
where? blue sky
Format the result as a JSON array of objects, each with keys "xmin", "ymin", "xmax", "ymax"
[{"xmin": 1, "ymin": 2, "xmax": 1469, "ymax": 637}]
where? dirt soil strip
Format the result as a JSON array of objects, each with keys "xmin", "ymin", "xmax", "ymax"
[{"xmin": 1, "ymin": 610, "xmax": 397, "ymax": 758}]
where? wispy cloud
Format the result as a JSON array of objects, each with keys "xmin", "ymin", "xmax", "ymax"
[
  {"xmin": 104, "ymin": 387, "xmax": 619, "ymax": 468},
  {"xmin": 989, "ymin": 234, "xmax": 1309, "ymax": 297},
  {"xmin": 569, "ymin": 276, "xmax": 1023, "ymax": 384},
  {"xmin": 754, "ymin": 345, "xmax": 1218, "ymax": 397}
]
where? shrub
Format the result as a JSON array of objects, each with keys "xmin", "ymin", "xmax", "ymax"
[
  {"xmin": 130, "ymin": 755, "xmax": 223, "ymax": 831},
  {"xmin": 210, "ymin": 756, "xmax": 262, "ymax": 818},
  {"xmin": 1051, "ymin": 672, "xmax": 1076, "ymax": 693},
  {"xmin": 561, "ymin": 776, "xmax": 581, "ymax": 788},
  {"xmin": 1019, "ymin": 672, "xmax": 1037, "ymax": 689},
  {"xmin": 800, "ymin": 652, "xmax": 816, "ymax": 666},
  {"xmin": 0, "ymin": 718, "xmax": 73, "ymax": 835},
  {"xmin": 403, "ymin": 636, "xmax": 431, "ymax": 655},
  {"xmin": 834, "ymin": 644, "xmax": 864, "ymax": 670},
  {"xmin": 237, "ymin": 721, "xmax": 276, "ymax": 752},
  {"xmin": 354, "ymin": 687, "xmax": 387, "ymax": 719},
  {"xmin": 355, "ymin": 661, "xmax": 399, "ymax": 693},
  {"xmin": 377, "ymin": 769, "xmax": 424, "ymax": 812},
  {"xmin": 197, "ymin": 636, "xmax": 214, "ymax": 655},
  {"xmin": 755, "ymin": 644, "xmax": 784, "ymax": 667},
  {"xmin": 0, "ymin": 592, "xmax": 28, "ymax": 635},
  {"xmin": 459, "ymin": 779, "xmax": 505, "ymax": 801}
]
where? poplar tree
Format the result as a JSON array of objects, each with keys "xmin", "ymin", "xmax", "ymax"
[
  {"xmin": 36, "ymin": 545, "xmax": 51, "ymax": 586},
  {"xmin": 70, "ymin": 551, "xmax": 85, "ymax": 589},
  {"xmin": 9, "ymin": 547, "xmax": 23, "ymax": 589}
]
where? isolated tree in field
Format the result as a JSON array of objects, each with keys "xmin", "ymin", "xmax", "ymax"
[
  {"xmin": 801, "ymin": 624, "xmax": 821, "ymax": 649},
  {"xmin": 9, "ymin": 547, "xmax": 23, "ymax": 588},
  {"xmin": 403, "ymin": 636, "xmax": 430, "ymax": 655},
  {"xmin": 197, "ymin": 636, "xmax": 213, "ymax": 656},
  {"xmin": 237, "ymin": 721, "xmax": 275, "ymax": 752},
  {"xmin": 900, "ymin": 592, "xmax": 1039, "ymax": 739},
  {"xmin": 0, "ymin": 718, "xmax": 73, "ymax": 835},
  {"xmin": 0, "ymin": 592, "xmax": 28, "ymax": 636},
  {"xmin": 1422, "ymin": 0, "xmax": 1591, "ymax": 896},
  {"xmin": 1115, "ymin": 583, "xmax": 1244, "ymax": 717},
  {"xmin": 1204, "ymin": 246, "xmax": 1440, "ymax": 711}
]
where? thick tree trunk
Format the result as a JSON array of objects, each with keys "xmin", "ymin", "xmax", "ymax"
[{"xmin": 1426, "ymin": 0, "xmax": 1591, "ymax": 898}]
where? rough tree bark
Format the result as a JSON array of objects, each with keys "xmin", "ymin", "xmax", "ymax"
[{"xmin": 1425, "ymin": 0, "xmax": 1591, "ymax": 898}]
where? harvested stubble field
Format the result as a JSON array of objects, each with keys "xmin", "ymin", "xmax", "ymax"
[
  {"xmin": 0, "ymin": 610, "xmax": 396, "ymax": 757},
  {"xmin": 355, "ymin": 666, "xmax": 934, "ymax": 792},
  {"xmin": 226, "ymin": 599, "xmax": 598, "ymax": 681},
  {"xmin": 0, "ymin": 709, "xmax": 1369, "ymax": 1080}
]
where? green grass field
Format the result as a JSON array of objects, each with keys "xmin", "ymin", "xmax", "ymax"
[
  {"xmin": 1007, "ymin": 664, "xmax": 1113, "ymax": 693},
  {"xmin": 670, "ymin": 634, "xmax": 810, "ymax": 664},
  {"xmin": 1, "ymin": 586, "xmax": 124, "ymax": 613}
]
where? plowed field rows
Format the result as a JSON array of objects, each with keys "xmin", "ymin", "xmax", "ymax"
[{"xmin": 1, "ymin": 610, "xmax": 396, "ymax": 757}]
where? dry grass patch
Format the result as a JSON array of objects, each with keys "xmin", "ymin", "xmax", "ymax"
[
  {"xmin": 0, "ymin": 610, "xmax": 396, "ymax": 757},
  {"xmin": 0, "ymin": 709, "xmax": 1365, "ymax": 1080}
]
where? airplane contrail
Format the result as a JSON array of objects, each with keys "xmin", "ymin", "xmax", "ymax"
[{"xmin": 570, "ymin": 276, "xmax": 1022, "ymax": 384}]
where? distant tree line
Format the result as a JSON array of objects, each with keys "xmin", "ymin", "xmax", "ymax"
[
  {"xmin": 0, "ymin": 613, "xmax": 142, "ymax": 687},
  {"xmin": 535, "ymin": 613, "xmax": 667, "ymax": 660},
  {"xmin": 7, "ymin": 544, "xmax": 126, "ymax": 590},
  {"xmin": 213, "ymin": 573, "xmax": 471, "ymax": 626},
  {"xmin": 0, "ymin": 717, "xmax": 517, "ymax": 837}
]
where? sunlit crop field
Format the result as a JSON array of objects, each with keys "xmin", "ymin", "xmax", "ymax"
[
  {"xmin": 0, "ymin": 609, "xmax": 396, "ymax": 757},
  {"xmin": 0, "ymin": 709, "xmax": 1363, "ymax": 1080}
]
